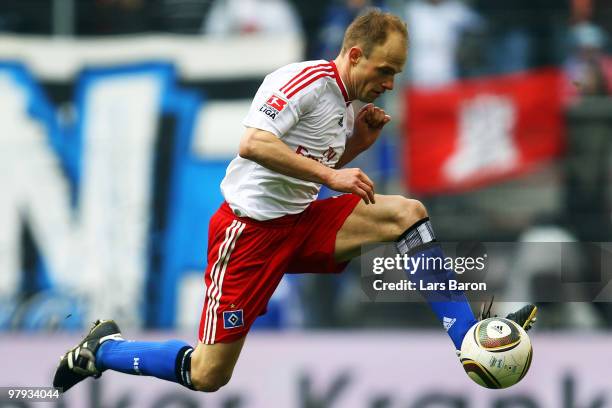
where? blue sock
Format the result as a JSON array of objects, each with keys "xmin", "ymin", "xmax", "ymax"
[
  {"xmin": 96, "ymin": 339, "xmax": 194, "ymax": 388},
  {"xmin": 396, "ymin": 219, "xmax": 478, "ymax": 349}
]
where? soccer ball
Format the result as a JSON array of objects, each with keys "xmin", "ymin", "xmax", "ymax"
[{"xmin": 460, "ymin": 317, "xmax": 533, "ymax": 389}]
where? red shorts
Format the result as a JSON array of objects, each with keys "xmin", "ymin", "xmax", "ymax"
[{"xmin": 198, "ymin": 194, "xmax": 361, "ymax": 344}]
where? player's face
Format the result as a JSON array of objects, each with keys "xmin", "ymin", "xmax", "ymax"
[{"xmin": 351, "ymin": 32, "xmax": 407, "ymax": 102}]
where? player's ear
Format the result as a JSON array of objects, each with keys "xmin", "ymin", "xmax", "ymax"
[{"xmin": 348, "ymin": 47, "xmax": 363, "ymax": 66}]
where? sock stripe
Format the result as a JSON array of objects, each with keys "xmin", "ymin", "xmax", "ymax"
[
  {"xmin": 417, "ymin": 222, "xmax": 434, "ymax": 243},
  {"xmin": 396, "ymin": 218, "xmax": 436, "ymax": 255},
  {"xmin": 174, "ymin": 346, "xmax": 194, "ymax": 389},
  {"xmin": 397, "ymin": 217, "xmax": 430, "ymax": 240}
]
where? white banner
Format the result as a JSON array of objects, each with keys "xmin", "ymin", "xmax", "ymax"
[
  {"xmin": 0, "ymin": 34, "xmax": 302, "ymax": 80},
  {"xmin": 0, "ymin": 331, "xmax": 610, "ymax": 407}
]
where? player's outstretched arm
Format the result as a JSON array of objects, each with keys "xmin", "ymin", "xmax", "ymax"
[
  {"xmin": 239, "ymin": 127, "xmax": 376, "ymax": 204},
  {"xmin": 335, "ymin": 104, "xmax": 390, "ymax": 169}
]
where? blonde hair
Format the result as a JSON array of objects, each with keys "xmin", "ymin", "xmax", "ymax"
[{"xmin": 341, "ymin": 8, "xmax": 408, "ymax": 57}]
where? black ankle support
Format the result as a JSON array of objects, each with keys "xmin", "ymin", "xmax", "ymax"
[{"xmin": 175, "ymin": 346, "xmax": 195, "ymax": 390}]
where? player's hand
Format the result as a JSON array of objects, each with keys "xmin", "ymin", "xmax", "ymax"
[
  {"xmin": 326, "ymin": 168, "xmax": 375, "ymax": 204},
  {"xmin": 352, "ymin": 104, "xmax": 391, "ymax": 150}
]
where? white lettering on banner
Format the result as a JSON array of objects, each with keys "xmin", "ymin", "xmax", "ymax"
[
  {"xmin": 79, "ymin": 74, "xmax": 161, "ymax": 326},
  {"xmin": 0, "ymin": 72, "xmax": 76, "ymax": 300},
  {"xmin": 443, "ymin": 95, "xmax": 519, "ymax": 183},
  {"xmin": 0, "ymin": 333, "xmax": 610, "ymax": 407},
  {"xmin": 0, "ymin": 70, "xmax": 162, "ymax": 326}
]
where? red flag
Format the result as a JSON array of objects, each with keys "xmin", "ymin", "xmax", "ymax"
[{"xmin": 404, "ymin": 69, "xmax": 565, "ymax": 195}]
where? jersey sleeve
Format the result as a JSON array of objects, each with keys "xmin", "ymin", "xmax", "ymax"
[{"xmin": 242, "ymin": 71, "xmax": 322, "ymax": 138}]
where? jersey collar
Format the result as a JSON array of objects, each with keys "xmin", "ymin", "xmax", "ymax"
[{"xmin": 329, "ymin": 60, "xmax": 350, "ymax": 104}]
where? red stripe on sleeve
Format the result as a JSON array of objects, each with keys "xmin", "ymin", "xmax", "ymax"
[
  {"xmin": 280, "ymin": 62, "xmax": 332, "ymax": 94},
  {"xmin": 286, "ymin": 73, "xmax": 334, "ymax": 98},
  {"xmin": 282, "ymin": 67, "xmax": 334, "ymax": 96}
]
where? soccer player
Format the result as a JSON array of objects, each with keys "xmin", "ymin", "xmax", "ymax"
[{"xmin": 54, "ymin": 9, "xmax": 537, "ymax": 393}]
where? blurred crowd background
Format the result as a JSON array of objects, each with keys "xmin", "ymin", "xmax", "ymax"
[{"xmin": 1, "ymin": 0, "xmax": 612, "ymax": 334}]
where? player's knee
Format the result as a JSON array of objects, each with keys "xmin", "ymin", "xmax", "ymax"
[
  {"xmin": 190, "ymin": 365, "xmax": 233, "ymax": 392},
  {"xmin": 393, "ymin": 197, "xmax": 428, "ymax": 235}
]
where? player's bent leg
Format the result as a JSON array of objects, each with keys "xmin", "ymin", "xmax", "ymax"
[
  {"xmin": 335, "ymin": 193, "xmax": 536, "ymax": 351},
  {"xmin": 190, "ymin": 336, "xmax": 246, "ymax": 392},
  {"xmin": 334, "ymin": 194, "xmax": 427, "ymax": 262},
  {"xmin": 53, "ymin": 321, "xmax": 247, "ymax": 394},
  {"xmin": 335, "ymin": 194, "xmax": 479, "ymax": 349}
]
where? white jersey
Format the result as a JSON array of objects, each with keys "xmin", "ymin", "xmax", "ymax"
[{"xmin": 221, "ymin": 60, "xmax": 355, "ymax": 220}]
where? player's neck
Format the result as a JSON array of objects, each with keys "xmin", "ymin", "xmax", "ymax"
[{"xmin": 332, "ymin": 57, "xmax": 355, "ymax": 101}]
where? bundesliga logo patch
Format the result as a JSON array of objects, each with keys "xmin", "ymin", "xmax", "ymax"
[
  {"xmin": 223, "ymin": 310, "xmax": 244, "ymax": 329},
  {"xmin": 259, "ymin": 94, "xmax": 287, "ymax": 120}
]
